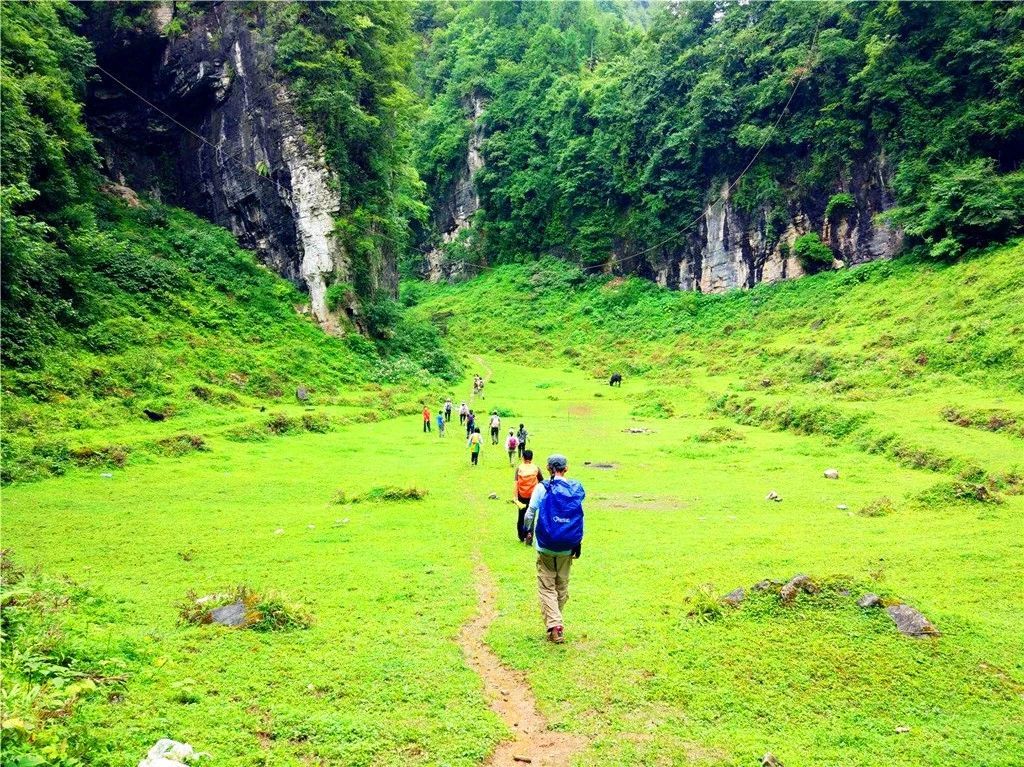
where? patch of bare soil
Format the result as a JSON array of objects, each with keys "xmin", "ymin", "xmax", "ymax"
[{"xmin": 458, "ymin": 562, "xmax": 587, "ymax": 767}]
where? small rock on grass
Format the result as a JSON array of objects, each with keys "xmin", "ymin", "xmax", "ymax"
[
  {"xmin": 895, "ymin": 726, "xmax": 911, "ymax": 734},
  {"xmin": 857, "ymin": 593, "xmax": 882, "ymax": 608},
  {"xmin": 210, "ymin": 601, "xmax": 247, "ymax": 627},
  {"xmin": 488, "ymin": 492, "xmax": 499, "ymax": 500},
  {"xmin": 824, "ymin": 468, "xmax": 840, "ymax": 479},
  {"xmin": 274, "ymin": 528, "xmax": 285, "ymax": 535},
  {"xmin": 766, "ymin": 490, "xmax": 782, "ymax": 502},
  {"xmin": 721, "ymin": 587, "xmax": 745, "ymax": 607},
  {"xmin": 837, "ymin": 504, "xmax": 849, "ymax": 510},
  {"xmin": 779, "ymin": 574, "xmax": 818, "ymax": 604},
  {"xmin": 887, "ymin": 604, "xmax": 939, "ymax": 637},
  {"xmin": 761, "ymin": 753, "xmax": 784, "ymax": 767},
  {"xmin": 752, "ymin": 579, "xmax": 782, "ymax": 592}
]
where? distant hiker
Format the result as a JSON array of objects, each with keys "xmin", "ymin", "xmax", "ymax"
[
  {"xmin": 444, "ymin": 398, "xmax": 453, "ymax": 422},
  {"xmin": 505, "ymin": 430, "xmax": 519, "ymax": 464},
  {"xmin": 609, "ymin": 373, "xmax": 622, "ymax": 387},
  {"xmin": 516, "ymin": 423, "xmax": 528, "ymax": 458},
  {"xmin": 513, "ymin": 449, "xmax": 544, "ymax": 543},
  {"xmin": 466, "ymin": 410, "xmax": 476, "ymax": 438},
  {"xmin": 468, "ymin": 427, "xmax": 483, "ymax": 465},
  {"xmin": 490, "ymin": 412, "xmax": 501, "ymax": 444},
  {"xmin": 524, "ymin": 454, "xmax": 584, "ymax": 644},
  {"xmin": 436, "ymin": 411, "xmax": 446, "ymax": 437},
  {"xmin": 472, "ymin": 375, "xmax": 482, "ymax": 398},
  {"xmin": 459, "ymin": 402, "xmax": 469, "ymax": 426},
  {"xmin": 422, "ymin": 405, "xmax": 431, "ymax": 433}
]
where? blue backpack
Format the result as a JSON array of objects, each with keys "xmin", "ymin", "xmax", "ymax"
[{"xmin": 535, "ymin": 478, "xmax": 585, "ymax": 552}]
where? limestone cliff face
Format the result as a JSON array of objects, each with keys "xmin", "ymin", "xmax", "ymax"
[
  {"xmin": 424, "ymin": 94, "xmax": 485, "ymax": 281},
  {"xmin": 641, "ymin": 155, "xmax": 903, "ymax": 292},
  {"xmin": 82, "ymin": 2, "xmax": 389, "ymax": 331},
  {"xmin": 425, "ymin": 95, "xmax": 901, "ymax": 291}
]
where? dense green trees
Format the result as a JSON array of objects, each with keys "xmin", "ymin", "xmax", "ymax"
[
  {"xmin": 0, "ymin": 2, "xmax": 453, "ymax": 388},
  {"xmin": 414, "ymin": 0, "xmax": 1024, "ymax": 268},
  {"xmin": 1, "ymin": 1, "xmax": 100, "ymax": 367},
  {"xmin": 271, "ymin": 2, "xmax": 426, "ymax": 295}
]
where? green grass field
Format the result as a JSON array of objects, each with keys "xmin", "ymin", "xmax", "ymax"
[{"xmin": 3, "ymin": 244, "xmax": 1024, "ymax": 766}]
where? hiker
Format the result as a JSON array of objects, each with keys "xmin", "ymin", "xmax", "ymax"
[
  {"xmin": 422, "ymin": 405, "xmax": 431, "ymax": 433},
  {"xmin": 516, "ymin": 423, "xmax": 528, "ymax": 458},
  {"xmin": 468, "ymin": 427, "xmax": 482, "ymax": 465},
  {"xmin": 444, "ymin": 398, "xmax": 453, "ymax": 422},
  {"xmin": 436, "ymin": 410, "xmax": 446, "ymax": 437},
  {"xmin": 505, "ymin": 430, "xmax": 519, "ymax": 465},
  {"xmin": 466, "ymin": 409, "xmax": 476, "ymax": 439},
  {"xmin": 490, "ymin": 412, "xmax": 501, "ymax": 444},
  {"xmin": 477, "ymin": 376, "xmax": 486, "ymax": 399},
  {"xmin": 472, "ymin": 375, "xmax": 481, "ymax": 398},
  {"xmin": 524, "ymin": 454, "xmax": 584, "ymax": 644},
  {"xmin": 513, "ymin": 448, "xmax": 544, "ymax": 543},
  {"xmin": 459, "ymin": 402, "xmax": 469, "ymax": 426}
]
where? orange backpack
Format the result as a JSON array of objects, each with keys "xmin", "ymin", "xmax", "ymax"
[{"xmin": 516, "ymin": 463, "xmax": 540, "ymax": 499}]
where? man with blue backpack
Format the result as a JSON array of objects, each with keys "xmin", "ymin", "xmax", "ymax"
[{"xmin": 523, "ymin": 454, "xmax": 584, "ymax": 644}]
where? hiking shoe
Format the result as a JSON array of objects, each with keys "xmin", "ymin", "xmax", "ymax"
[{"xmin": 551, "ymin": 626, "xmax": 564, "ymax": 644}]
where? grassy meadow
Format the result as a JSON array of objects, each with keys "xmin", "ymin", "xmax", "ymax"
[{"xmin": 3, "ymin": 242, "xmax": 1024, "ymax": 766}]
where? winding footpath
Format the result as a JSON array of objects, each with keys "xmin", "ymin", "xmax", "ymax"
[{"xmin": 457, "ymin": 560, "xmax": 587, "ymax": 767}]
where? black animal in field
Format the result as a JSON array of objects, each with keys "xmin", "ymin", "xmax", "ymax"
[{"xmin": 609, "ymin": 373, "xmax": 622, "ymax": 387}]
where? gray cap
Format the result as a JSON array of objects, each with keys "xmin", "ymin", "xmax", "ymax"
[{"xmin": 547, "ymin": 454, "xmax": 568, "ymax": 471}]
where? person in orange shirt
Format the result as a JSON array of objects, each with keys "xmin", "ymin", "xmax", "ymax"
[
  {"xmin": 422, "ymin": 405, "xmax": 431, "ymax": 433},
  {"xmin": 512, "ymin": 449, "xmax": 544, "ymax": 543}
]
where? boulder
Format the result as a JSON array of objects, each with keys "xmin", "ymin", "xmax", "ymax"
[
  {"xmin": 752, "ymin": 579, "xmax": 782, "ymax": 592},
  {"xmin": 210, "ymin": 601, "xmax": 247, "ymax": 627},
  {"xmin": 824, "ymin": 468, "xmax": 840, "ymax": 479},
  {"xmin": 779, "ymin": 574, "xmax": 819, "ymax": 604},
  {"xmin": 857, "ymin": 593, "xmax": 882, "ymax": 608},
  {"xmin": 886, "ymin": 604, "xmax": 939, "ymax": 637},
  {"xmin": 721, "ymin": 587, "xmax": 746, "ymax": 607}
]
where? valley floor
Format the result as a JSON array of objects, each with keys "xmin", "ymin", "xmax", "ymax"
[{"xmin": 4, "ymin": 356, "xmax": 1023, "ymax": 766}]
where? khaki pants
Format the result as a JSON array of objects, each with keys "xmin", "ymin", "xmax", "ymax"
[{"xmin": 536, "ymin": 553, "xmax": 573, "ymax": 630}]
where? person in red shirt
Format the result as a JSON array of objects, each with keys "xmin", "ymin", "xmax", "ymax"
[{"xmin": 422, "ymin": 405, "xmax": 431, "ymax": 433}]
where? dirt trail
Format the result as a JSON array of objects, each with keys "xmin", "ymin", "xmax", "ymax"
[{"xmin": 458, "ymin": 561, "xmax": 587, "ymax": 767}]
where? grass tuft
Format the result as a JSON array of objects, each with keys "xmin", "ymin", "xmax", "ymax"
[
  {"xmin": 339, "ymin": 486, "xmax": 429, "ymax": 504},
  {"xmin": 178, "ymin": 586, "xmax": 312, "ymax": 631}
]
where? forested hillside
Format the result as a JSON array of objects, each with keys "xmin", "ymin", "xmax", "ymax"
[
  {"xmin": 0, "ymin": 2, "xmax": 454, "ymax": 483},
  {"xmin": 415, "ymin": 0, "xmax": 1024, "ymax": 283},
  {"xmin": 3, "ymin": 3, "xmax": 1024, "ymax": 766}
]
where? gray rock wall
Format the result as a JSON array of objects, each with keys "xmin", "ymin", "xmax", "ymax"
[
  {"xmin": 424, "ymin": 94, "xmax": 486, "ymax": 282},
  {"xmin": 426, "ymin": 99, "xmax": 902, "ymax": 292},
  {"xmin": 83, "ymin": 3, "xmax": 375, "ymax": 332},
  {"xmin": 625, "ymin": 155, "xmax": 903, "ymax": 293}
]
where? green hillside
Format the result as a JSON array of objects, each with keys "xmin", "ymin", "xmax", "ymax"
[
  {"xmin": 4, "ymin": 242, "xmax": 1023, "ymax": 765},
  {"xmin": 3, "ymin": 2, "xmax": 1024, "ymax": 766}
]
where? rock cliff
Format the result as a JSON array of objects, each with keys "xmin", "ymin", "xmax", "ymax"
[
  {"xmin": 82, "ymin": 2, "xmax": 391, "ymax": 331},
  {"xmin": 426, "ymin": 101, "xmax": 902, "ymax": 292},
  {"xmin": 424, "ymin": 94, "xmax": 486, "ymax": 282},
  {"xmin": 640, "ymin": 155, "xmax": 903, "ymax": 292}
]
